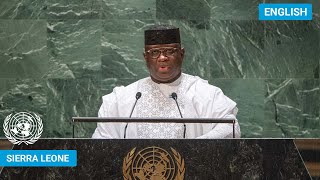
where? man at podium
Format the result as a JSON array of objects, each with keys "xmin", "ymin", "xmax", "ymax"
[{"xmin": 92, "ymin": 25, "xmax": 240, "ymax": 139}]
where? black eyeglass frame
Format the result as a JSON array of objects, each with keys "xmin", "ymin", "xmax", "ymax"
[{"xmin": 145, "ymin": 47, "xmax": 181, "ymax": 59}]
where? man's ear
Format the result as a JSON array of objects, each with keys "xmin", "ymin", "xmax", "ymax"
[
  {"xmin": 143, "ymin": 52, "xmax": 147, "ymax": 62},
  {"xmin": 180, "ymin": 47, "xmax": 185, "ymax": 61}
]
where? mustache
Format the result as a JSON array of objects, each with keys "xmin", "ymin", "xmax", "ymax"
[{"xmin": 158, "ymin": 63, "xmax": 171, "ymax": 66}]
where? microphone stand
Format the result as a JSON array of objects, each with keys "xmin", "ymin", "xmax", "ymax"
[
  {"xmin": 171, "ymin": 92, "xmax": 186, "ymax": 139},
  {"xmin": 124, "ymin": 92, "xmax": 142, "ymax": 139}
]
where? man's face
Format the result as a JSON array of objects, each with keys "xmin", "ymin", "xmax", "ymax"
[{"xmin": 144, "ymin": 43, "xmax": 184, "ymax": 83}]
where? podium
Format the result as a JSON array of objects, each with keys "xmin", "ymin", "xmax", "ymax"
[{"xmin": 0, "ymin": 139, "xmax": 310, "ymax": 179}]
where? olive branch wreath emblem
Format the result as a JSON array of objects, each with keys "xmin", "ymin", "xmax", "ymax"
[
  {"xmin": 3, "ymin": 112, "xmax": 43, "ymax": 145},
  {"xmin": 123, "ymin": 147, "xmax": 185, "ymax": 180}
]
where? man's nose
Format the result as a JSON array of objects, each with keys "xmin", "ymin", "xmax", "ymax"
[{"xmin": 157, "ymin": 52, "xmax": 168, "ymax": 61}]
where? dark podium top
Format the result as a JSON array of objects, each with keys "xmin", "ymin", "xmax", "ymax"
[{"xmin": 0, "ymin": 139, "xmax": 310, "ymax": 180}]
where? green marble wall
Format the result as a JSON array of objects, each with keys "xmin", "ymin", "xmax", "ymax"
[{"xmin": 0, "ymin": 0, "xmax": 319, "ymax": 138}]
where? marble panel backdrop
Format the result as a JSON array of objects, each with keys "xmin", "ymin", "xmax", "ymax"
[
  {"xmin": 0, "ymin": 0, "xmax": 46, "ymax": 19},
  {"xmin": 46, "ymin": 19, "xmax": 102, "ymax": 79},
  {"xmin": 0, "ymin": 79, "xmax": 47, "ymax": 137},
  {"xmin": 264, "ymin": 79, "xmax": 320, "ymax": 137},
  {"xmin": 0, "ymin": 20, "xmax": 48, "ymax": 78},
  {"xmin": 0, "ymin": 0, "xmax": 319, "ymax": 138}
]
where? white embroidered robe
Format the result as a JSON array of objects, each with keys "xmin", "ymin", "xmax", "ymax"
[{"xmin": 92, "ymin": 73, "xmax": 240, "ymax": 139}]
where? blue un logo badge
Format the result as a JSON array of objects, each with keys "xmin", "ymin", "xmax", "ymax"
[{"xmin": 3, "ymin": 112, "xmax": 43, "ymax": 145}]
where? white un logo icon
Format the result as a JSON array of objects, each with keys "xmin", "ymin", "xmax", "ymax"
[{"xmin": 3, "ymin": 112, "xmax": 43, "ymax": 145}]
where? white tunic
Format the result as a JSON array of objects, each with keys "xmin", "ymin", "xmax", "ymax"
[{"xmin": 92, "ymin": 73, "xmax": 240, "ymax": 139}]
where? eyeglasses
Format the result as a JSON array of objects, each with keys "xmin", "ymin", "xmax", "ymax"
[{"xmin": 146, "ymin": 47, "xmax": 180, "ymax": 59}]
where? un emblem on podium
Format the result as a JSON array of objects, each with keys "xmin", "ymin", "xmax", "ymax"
[
  {"xmin": 123, "ymin": 146, "xmax": 185, "ymax": 180},
  {"xmin": 3, "ymin": 112, "xmax": 43, "ymax": 145}
]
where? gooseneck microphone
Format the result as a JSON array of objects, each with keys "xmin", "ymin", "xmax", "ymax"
[
  {"xmin": 129, "ymin": 92, "xmax": 142, "ymax": 118},
  {"xmin": 170, "ymin": 92, "xmax": 186, "ymax": 138},
  {"xmin": 124, "ymin": 92, "xmax": 142, "ymax": 138}
]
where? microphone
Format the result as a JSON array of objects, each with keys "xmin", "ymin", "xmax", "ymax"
[
  {"xmin": 129, "ymin": 92, "xmax": 142, "ymax": 118},
  {"xmin": 124, "ymin": 92, "xmax": 142, "ymax": 138},
  {"xmin": 170, "ymin": 92, "xmax": 186, "ymax": 138}
]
